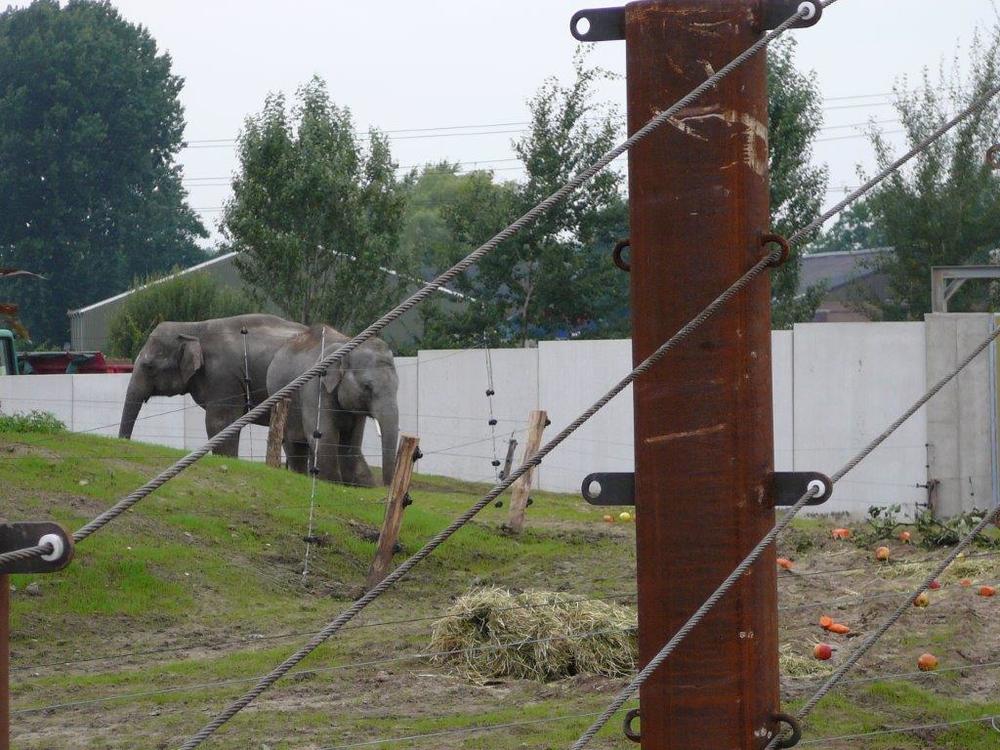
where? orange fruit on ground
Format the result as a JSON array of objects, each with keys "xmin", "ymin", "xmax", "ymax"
[
  {"xmin": 929, "ymin": 580, "xmax": 942, "ymax": 590},
  {"xmin": 602, "ymin": 515, "xmax": 614, "ymax": 523},
  {"xmin": 917, "ymin": 653, "xmax": 939, "ymax": 672},
  {"xmin": 978, "ymin": 586, "xmax": 996, "ymax": 598},
  {"xmin": 776, "ymin": 557, "xmax": 794, "ymax": 570},
  {"xmin": 913, "ymin": 592, "xmax": 930, "ymax": 608},
  {"xmin": 827, "ymin": 623, "xmax": 850, "ymax": 635},
  {"xmin": 875, "ymin": 546, "xmax": 890, "ymax": 561},
  {"xmin": 819, "ymin": 615, "xmax": 834, "ymax": 630},
  {"xmin": 899, "ymin": 531, "xmax": 911, "ymax": 543},
  {"xmin": 960, "ymin": 578, "xmax": 973, "ymax": 587},
  {"xmin": 831, "ymin": 528, "xmax": 851, "ymax": 540},
  {"xmin": 813, "ymin": 643, "xmax": 833, "ymax": 661}
]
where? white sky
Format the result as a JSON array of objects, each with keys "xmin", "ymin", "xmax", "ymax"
[{"xmin": 10, "ymin": 0, "xmax": 1000, "ymax": 246}]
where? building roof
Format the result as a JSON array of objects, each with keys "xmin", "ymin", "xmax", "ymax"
[
  {"xmin": 797, "ymin": 247, "xmax": 892, "ymax": 295},
  {"xmin": 67, "ymin": 251, "xmax": 466, "ymax": 317}
]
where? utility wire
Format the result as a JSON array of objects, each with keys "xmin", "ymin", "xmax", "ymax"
[
  {"xmin": 568, "ymin": 60, "xmax": 1000, "ymax": 750},
  {"xmin": 797, "ymin": 713, "xmax": 1000, "ymax": 745},
  {"xmin": 171, "ymin": 4, "xmax": 842, "ymax": 745},
  {"xmin": 5, "ymin": 0, "xmax": 780, "ymax": 570}
]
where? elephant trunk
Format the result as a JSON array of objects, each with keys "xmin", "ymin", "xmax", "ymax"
[
  {"xmin": 376, "ymin": 399, "xmax": 399, "ymax": 487},
  {"xmin": 119, "ymin": 377, "xmax": 148, "ymax": 440}
]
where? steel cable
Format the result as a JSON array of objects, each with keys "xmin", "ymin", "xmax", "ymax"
[
  {"xmin": 0, "ymin": 7, "xmax": 808, "ymax": 572},
  {"xmin": 176, "ymin": 245, "xmax": 781, "ymax": 747},
  {"xmin": 568, "ymin": 321, "xmax": 1000, "ymax": 750},
  {"xmin": 764, "ymin": 501, "xmax": 1000, "ymax": 749}
]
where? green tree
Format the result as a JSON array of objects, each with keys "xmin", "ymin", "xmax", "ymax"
[
  {"xmin": 223, "ymin": 77, "xmax": 408, "ymax": 332},
  {"xmin": 0, "ymin": 0, "xmax": 206, "ymax": 345},
  {"xmin": 863, "ymin": 30, "xmax": 1000, "ymax": 320},
  {"xmin": 422, "ymin": 52, "xmax": 628, "ymax": 347},
  {"xmin": 809, "ymin": 200, "xmax": 887, "ymax": 254},
  {"xmin": 107, "ymin": 271, "xmax": 255, "ymax": 360},
  {"xmin": 767, "ymin": 38, "xmax": 830, "ymax": 328}
]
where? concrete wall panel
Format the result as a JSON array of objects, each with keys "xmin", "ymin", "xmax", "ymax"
[{"xmin": 792, "ymin": 323, "xmax": 927, "ymax": 518}]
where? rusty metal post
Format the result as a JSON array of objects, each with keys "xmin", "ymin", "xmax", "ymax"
[
  {"xmin": 626, "ymin": 1, "xmax": 778, "ymax": 747},
  {"xmin": 0, "ymin": 574, "xmax": 8, "ymax": 750}
]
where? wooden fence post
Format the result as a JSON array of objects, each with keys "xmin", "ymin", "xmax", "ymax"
[
  {"xmin": 506, "ymin": 410, "xmax": 547, "ymax": 533},
  {"xmin": 265, "ymin": 398, "xmax": 290, "ymax": 468},
  {"xmin": 366, "ymin": 435, "xmax": 419, "ymax": 589}
]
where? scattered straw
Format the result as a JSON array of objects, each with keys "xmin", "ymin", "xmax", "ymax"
[
  {"xmin": 429, "ymin": 587, "xmax": 637, "ymax": 682},
  {"xmin": 779, "ymin": 643, "xmax": 834, "ymax": 678}
]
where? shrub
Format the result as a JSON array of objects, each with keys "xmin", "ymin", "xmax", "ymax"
[
  {"xmin": 0, "ymin": 410, "xmax": 66, "ymax": 434},
  {"xmin": 107, "ymin": 270, "xmax": 255, "ymax": 359}
]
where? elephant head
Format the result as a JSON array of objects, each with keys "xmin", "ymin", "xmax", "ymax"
[
  {"xmin": 322, "ymin": 337, "xmax": 400, "ymax": 486},
  {"xmin": 119, "ymin": 325, "xmax": 204, "ymax": 440}
]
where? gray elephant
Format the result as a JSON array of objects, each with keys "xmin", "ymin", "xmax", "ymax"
[
  {"xmin": 267, "ymin": 324, "xmax": 400, "ymax": 487},
  {"xmin": 119, "ymin": 314, "xmax": 307, "ymax": 455}
]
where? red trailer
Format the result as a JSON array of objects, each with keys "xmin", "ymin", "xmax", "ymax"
[{"xmin": 20, "ymin": 351, "xmax": 133, "ymax": 375}]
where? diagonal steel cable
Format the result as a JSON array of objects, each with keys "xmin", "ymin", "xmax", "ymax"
[
  {"xmin": 176, "ymin": 246, "xmax": 783, "ymax": 748},
  {"xmin": 0, "ymin": 0, "xmax": 815, "ymax": 572},
  {"xmin": 568, "ymin": 320, "xmax": 1000, "ymax": 750},
  {"xmin": 764, "ymin": 500, "xmax": 1000, "ymax": 749}
]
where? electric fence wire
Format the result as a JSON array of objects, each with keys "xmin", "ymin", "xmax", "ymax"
[
  {"xmin": 568, "ymin": 60, "xmax": 1000, "ymax": 750},
  {"xmin": 483, "ymin": 342, "xmax": 501, "ymax": 479},
  {"xmin": 0, "ymin": 0, "xmax": 818, "ymax": 577},
  {"xmin": 14, "ymin": 624, "xmax": 639, "ymax": 717},
  {"xmin": 569, "ymin": 308, "xmax": 1000, "ymax": 750},
  {"xmin": 302, "ymin": 330, "xmax": 327, "ymax": 580},
  {"xmin": 176, "ymin": 257, "xmax": 790, "ymax": 745},
  {"xmin": 163, "ymin": 3, "xmax": 856, "ymax": 745},
  {"xmin": 763, "ymin": 499, "xmax": 1000, "ymax": 749}
]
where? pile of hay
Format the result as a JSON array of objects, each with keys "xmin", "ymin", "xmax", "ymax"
[{"xmin": 429, "ymin": 587, "xmax": 637, "ymax": 682}]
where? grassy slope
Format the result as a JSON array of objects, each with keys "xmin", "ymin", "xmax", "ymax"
[{"xmin": 3, "ymin": 431, "xmax": 998, "ymax": 749}]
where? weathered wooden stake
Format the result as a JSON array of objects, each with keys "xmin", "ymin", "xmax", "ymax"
[
  {"xmin": 1, "ymin": 573, "xmax": 8, "ymax": 750},
  {"xmin": 366, "ymin": 435, "xmax": 419, "ymax": 589},
  {"xmin": 265, "ymin": 398, "xmax": 290, "ymax": 468},
  {"xmin": 499, "ymin": 435, "xmax": 518, "ymax": 481},
  {"xmin": 506, "ymin": 410, "xmax": 548, "ymax": 533}
]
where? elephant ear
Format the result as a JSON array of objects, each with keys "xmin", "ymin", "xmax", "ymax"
[
  {"xmin": 320, "ymin": 359, "xmax": 344, "ymax": 394},
  {"xmin": 177, "ymin": 335, "xmax": 204, "ymax": 384}
]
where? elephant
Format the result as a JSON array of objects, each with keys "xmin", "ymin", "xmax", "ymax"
[
  {"xmin": 266, "ymin": 324, "xmax": 400, "ymax": 487},
  {"xmin": 119, "ymin": 314, "xmax": 308, "ymax": 455}
]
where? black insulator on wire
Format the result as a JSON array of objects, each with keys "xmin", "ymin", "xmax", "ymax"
[
  {"xmin": 488, "ymin": 418, "xmax": 498, "ymax": 426},
  {"xmin": 309, "ymin": 467, "xmax": 320, "ymax": 476},
  {"xmin": 491, "ymin": 459, "xmax": 501, "ymax": 468},
  {"xmin": 313, "ymin": 431, "xmax": 323, "ymax": 439},
  {"xmin": 486, "ymin": 388, "xmax": 495, "ymax": 397}
]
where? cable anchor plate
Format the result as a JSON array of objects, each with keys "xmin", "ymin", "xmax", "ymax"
[
  {"xmin": 570, "ymin": 1, "xmax": 821, "ymax": 42},
  {"xmin": 580, "ymin": 472, "xmax": 832, "ymax": 507},
  {"xmin": 0, "ymin": 522, "xmax": 74, "ymax": 574}
]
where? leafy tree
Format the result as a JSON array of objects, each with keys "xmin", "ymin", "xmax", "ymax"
[
  {"xmin": 862, "ymin": 29, "xmax": 1000, "ymax": 320},
  {"xmin": 421, "ymin": 52, "xmax": 628, "ymax": 347},
  {"xmin": 223, "ymin": 77, "xmax": 408, "ymax": 332},
  {"xmin": 809, "ymin": 200, "xmax": 887, "ymax": 254},
  {"xmin": 767, "ymin": 38, "xmax": 830, "ymax": 328},
  {"xmin": 0, "ymin": 0, "xmax": 207, "ymax": 345},
  {"xmin": 107, "ymin": 271, "xmax": 255, "ymax": 359}
]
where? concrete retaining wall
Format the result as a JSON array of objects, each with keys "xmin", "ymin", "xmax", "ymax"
[{"xmin": 2, "ymin": 318, "xmax": 995, "ymax": 517}]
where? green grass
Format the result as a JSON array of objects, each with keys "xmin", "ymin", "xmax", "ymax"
[{"xmin": 4, "ymin": 430, "xmax": 997, "ymax": 749}]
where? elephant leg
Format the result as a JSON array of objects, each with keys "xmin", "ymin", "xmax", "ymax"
[
  {"xmin": 206, "ymin": 409, "xmax": 241, "ymax": 457},
  {"xmin": 284, "ymin": 441, "xmax": 310, "ymax": 474},
  {"xmin": 340, "ymin": 416, "xmax": 374, "ymax": 488}
]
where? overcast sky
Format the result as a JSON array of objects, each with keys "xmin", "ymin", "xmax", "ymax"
[{"xmin": 10, "ymin": 1, "xmax": 1000, "ymax": 246}]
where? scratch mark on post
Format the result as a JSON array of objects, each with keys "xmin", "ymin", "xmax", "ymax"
[
  {"xmin": 645, "ymin": 423, "xmax": 727, "ymax": 445},
  {"xmin": 670, "ymin": 108, "xmax": 768, "ymax": 176}
]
